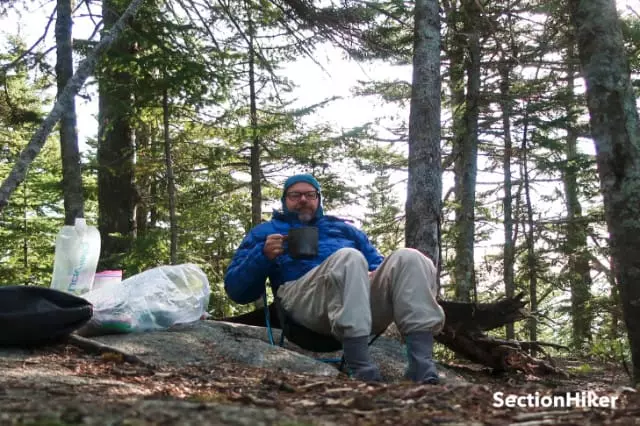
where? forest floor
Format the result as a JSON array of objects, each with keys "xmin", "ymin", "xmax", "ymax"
[{"xmin": 1, "ymin": 343, "xmax": 639, "ymax": 426}]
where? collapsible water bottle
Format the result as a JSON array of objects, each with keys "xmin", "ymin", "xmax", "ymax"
[{"xmin": 50, "ymin": 218, "xmax": 101, "ymax": 295}]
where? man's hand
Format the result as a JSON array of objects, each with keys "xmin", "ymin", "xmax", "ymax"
[{"xmin": 264, "ymin": 234, "xmax": 287, "ymax": 260}]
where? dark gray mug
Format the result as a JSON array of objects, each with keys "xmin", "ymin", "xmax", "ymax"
[{"xmin": 288, "ymin": 227, "xmax": 319, "ymax": 259}]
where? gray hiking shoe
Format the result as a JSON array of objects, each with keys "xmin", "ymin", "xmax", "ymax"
[
  {"xmin": 405, "ymin": 331, "xmax": 439, "ymax": 384},
  {"xmin": 342, "ymin": 335, "xmax": 382, "ymax": 382}
]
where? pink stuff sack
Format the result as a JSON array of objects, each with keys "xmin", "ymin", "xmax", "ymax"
[{"xmin": 93, "ymin": 270, "xmax": 123, "ymax": 291}]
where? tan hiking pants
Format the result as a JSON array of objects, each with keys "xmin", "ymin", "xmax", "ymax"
[{"xmin": 276, "ymin": 248, "xmax": 445, "ymax": 340}]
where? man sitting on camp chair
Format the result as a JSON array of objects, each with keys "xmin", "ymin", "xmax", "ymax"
[{"xmin": 224, "ymin": 174, "xmax": 445, "ymax": 383}]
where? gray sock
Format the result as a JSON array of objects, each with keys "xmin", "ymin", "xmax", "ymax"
[
  {"xmin": 342, "ymin": 336, "xmax": 382, "ymax": 382},
  {"xmin": 405, "ymin": 331, "xmax": 439, "ymax": 384}
]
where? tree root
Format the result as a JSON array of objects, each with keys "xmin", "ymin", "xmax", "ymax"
[{"xmin": 67, "ymin": 334, "xmax": 155, "ymax": 369}]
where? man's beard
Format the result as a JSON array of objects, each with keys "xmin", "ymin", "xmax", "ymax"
[{"xmin": 297, "ymin": 212, "xmax": 314, "ymax": 223}]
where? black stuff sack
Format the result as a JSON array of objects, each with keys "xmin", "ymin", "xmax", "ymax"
[{"xmin": 0, "ymin": 286, "xmax": 93, "ymax": 347}]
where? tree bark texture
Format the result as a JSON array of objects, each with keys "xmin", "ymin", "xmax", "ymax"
[
  {"xmin": 443, "ymin": 0, "xmax": 468, "ymax": 300},
  {"xmin": 569, "ymin": 0, "xmax": 640, "ymax": 384},
  {"xmin": 247, "ymin": 3, "xmax": 261, "ymax": 229},
  {"xmin": 0, "ymin": 0, "xmax": 146, "ymax": 213},
  {"xmin": 134, "ymin": 123, "xmax": 152, "ymax": 236},
  {"xmin": 453, "ymin": 0, "xmax": 480, "ymax": 302},
  {"xmin": 563, "ymin": 40, "xmax": 593, "ymax": 349},
  {"xmin": 163, "ymin": 88, "xmax": 178, "ymax": 265},
  {"xmin": 499, "ymin": 58, "xmax": 516, "ymax": 340},
  {"xmin": 406, "ymin": 0, "xmax": 442, "ymax": 266},
  {"xmin": 522, "ymin": 132, "xmax": 538, "ymax": 357},
  {"xmin": 97, "ymin": 0, "xmax": 139, "ymax": 269},
  {"xmin": 55, "ymin": 0, "xmax": 84, "ymax": 225}
]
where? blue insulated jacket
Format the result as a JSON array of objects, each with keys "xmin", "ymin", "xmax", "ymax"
[{"xmin": 224, "ymin": 211, "xmax": 384, "ymax": 304}]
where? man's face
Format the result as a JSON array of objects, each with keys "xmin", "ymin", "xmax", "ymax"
[{"xmin": 285, "ymin": 182, "xmax": 319, "ymax": 222}]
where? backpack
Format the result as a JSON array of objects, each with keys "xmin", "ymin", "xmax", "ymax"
[{"xmin": 0, "ymin": 286, "xmax": 93, "ymax": 347}]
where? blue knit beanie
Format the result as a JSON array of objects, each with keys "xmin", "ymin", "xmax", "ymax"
[{"xmin": 281, "ymin": 174, "xmax": 324, "ymax": 218}]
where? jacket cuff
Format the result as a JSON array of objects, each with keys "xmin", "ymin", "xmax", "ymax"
[{"xmin": 252, "ymin": 242, "xmax": 273, "ymax": 268}]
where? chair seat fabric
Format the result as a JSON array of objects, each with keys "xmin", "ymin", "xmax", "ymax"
[{"xmin": 274, "ymin": 296, "xmax": 342, "ymax": 353}]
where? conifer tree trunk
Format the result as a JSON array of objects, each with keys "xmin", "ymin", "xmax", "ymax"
[
  {"xmin": 522, "ymin": 131, "xmax": 538, "ymax": 357},
  {"xmin": 97, "ymin": 0, "xmax": 137, "ymax": 269},
  {"xmin": 247, "ymin": 2, "xmax": 261, "ymax": 229},
  {"xmin": 135, "ymin": 123, "xmax": 151, "ymax": 236},
  {"xmin": 569, "ymin": 0, "xmax": 640, "ymax": 384},
  {"xmin": 163, "ymin": 88, "xmax": 178, "ymax": 265},
  {"xmin": 518, "ymin": 48, "xmax": 545, "ymax": 356},
  {"xmin": 610, "ymin": 258, "xmax": 621, "ymax": 340},
  {"xmin": 246, "ymin": 2, "xmax": 264, "ymax": 309},
  {"xmin": 406, "ymin": 0, "xmax": 442, "ymax": 266},
  {"xmin": 443, "ymin": 0, "xmax": 470, "ymax": 300},
  {"xmin": 453, "ymin": 0, "xmax": 480, "ymax": 302},
  {"xmin": 150, "ymin": 178, "xmax": 159, "ymax": 228},
  {"xmin": 499, "ymin": 58, "xmax": 516, "ymax": 340},
  {"xmin": 55, "ymin": 0, "xmax": 84, "ymax": 225},
  {"xmin": 563, "ymin": 40, "xmax": 593, "ymax": 350}
]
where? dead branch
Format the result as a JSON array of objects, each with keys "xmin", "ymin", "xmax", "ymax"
[
  {"xmin": 67, "ymin": 333, "xmax": 155, "ymax": 369},
  {"xmin": 0, "ymin": 0, "xmax": 146, "ymax": 212}
]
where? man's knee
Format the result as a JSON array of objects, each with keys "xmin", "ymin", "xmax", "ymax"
[
  {"xmin": 327, "ymin": 248, "xmax": 369, "ymax": 289},
  {"xmin": 333, "ymin": 247, "xmax": 368, "ymax": 268},
  {"xmin": 392, "ymin": 248, "xmax": 436, "ymax": 270}
]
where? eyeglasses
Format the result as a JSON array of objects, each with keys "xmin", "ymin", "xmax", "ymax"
[{"xmin": 286, "ymin": 191, "xmax": 319, "ymax": 201}]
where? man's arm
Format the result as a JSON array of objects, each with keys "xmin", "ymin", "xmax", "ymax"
[
  {"xmin": 224, "ymin": 229, "xmax": 273, "ymax": 304},
  {"xmin": 353, "ymin": 228, "xmax": 384, "ymax": 271}
]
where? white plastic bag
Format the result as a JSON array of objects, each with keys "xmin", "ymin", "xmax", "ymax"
[
  {"xmin": 50, "ymin": 218, "xmax": 101, "ymax": 295},
  {"xmin": 80, "ymin": 263, "xmax": 210, "ymax": 334}
]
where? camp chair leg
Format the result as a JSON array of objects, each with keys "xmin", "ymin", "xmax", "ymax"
[
  {"xmin": 316, "ymin": 356, "xmax": 346, "ymax": 371},
  {"xmin": 263, "ymin": 293, "xmax": 275, "ymax": 346},
  {"xmin": 369, "ymin": 333, "xmax": 382, "ymax": 346}
]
